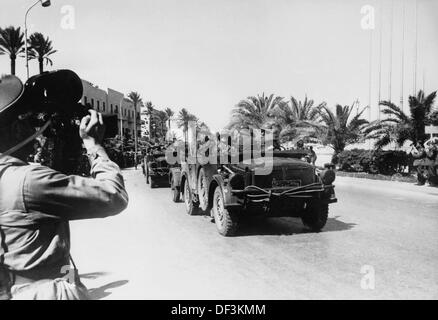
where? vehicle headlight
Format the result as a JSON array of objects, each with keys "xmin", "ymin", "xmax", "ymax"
[{"xmin": 320, "ymin": 169, "xmax": 336, "ymax": 185}]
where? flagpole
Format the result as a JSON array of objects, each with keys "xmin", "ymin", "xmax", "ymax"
[
  {"xmin": 378, "ymin": 0, "xmax": 383, "ymax": 120},
  {"xmin": 400, "ymin": 0, "xmax": 405, "ymax": 112},
  {"xmin": 368, "ymin": 28, "xmax": 373, "ymax": 122},
  {"xmin": 414, "ymin": 0, "xmax": 418, "ymax": 95},
  {"xmin": 388, "ymin": 0, "xmax": 394, "ymax": 102}
]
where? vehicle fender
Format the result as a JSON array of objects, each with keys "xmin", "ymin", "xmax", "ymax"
[{"xmin": 211, "ymin": 174, "xmax": 240, "ymax": 208}]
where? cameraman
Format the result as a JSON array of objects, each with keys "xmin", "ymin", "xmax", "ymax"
[{"xmin": 0, "ymin": 74, "xmax": 129, "ymax": 300}]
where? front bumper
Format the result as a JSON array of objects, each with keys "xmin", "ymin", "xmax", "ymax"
[{"xmin": 225, "ymin": 183, "xmax": 337, "ymax": 215}]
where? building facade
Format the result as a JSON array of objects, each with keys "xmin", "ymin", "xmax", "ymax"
[{"xmin": 80, "ymin": 79, "xmax": 141, "ymax": 139}]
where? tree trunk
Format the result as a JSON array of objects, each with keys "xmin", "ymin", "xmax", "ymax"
[
  {"xmin": 133, "ymin": 104, "xmax": 138, "ymax": 168},
  {"xmin": 39, "ymin": 58, "xmax": 44, "ymax": 74},
  {"xmin": 149, "ymin": 114, "xmax": 152, "ymax": 140},
  {"xmin": 10, "ymin": 56, "xmax": 15, "ymax": 75}
]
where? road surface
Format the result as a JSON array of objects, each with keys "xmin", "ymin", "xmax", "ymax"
[{"xmin": 70, "ymin": 169, "xmax": 438, "ymax": 299}]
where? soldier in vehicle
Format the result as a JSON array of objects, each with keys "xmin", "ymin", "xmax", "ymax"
[{"xmin": 0, "ymin": 72, "xmax": 128, "ymax": 300}]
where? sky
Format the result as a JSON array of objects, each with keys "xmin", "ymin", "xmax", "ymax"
[{"xmin": 1, "ymin": 0, "xmax": 437, "ymax": 131}]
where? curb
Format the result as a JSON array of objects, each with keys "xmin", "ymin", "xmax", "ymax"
[{"xmin": 336, "ymin": 171, "xmax": 417, "ymax": 183}]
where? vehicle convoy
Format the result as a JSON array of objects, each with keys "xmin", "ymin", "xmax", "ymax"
[
  {"xmin": 144, "ymin": 145, "xmax": 172, "ymax": 188},
  {"xmin": 170, "ymin": 148, "xmax": 337, "ymax": 236}
]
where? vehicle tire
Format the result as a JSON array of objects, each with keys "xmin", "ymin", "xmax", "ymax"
[
  {"xmin": 150, "ymin": 177, "xmax": 157, "ymax": 189},
  {"xmin": 301, "ymin": 201, "xmax": 328, "ymax": 232},
  {"xmin": 172, "ymin": 185, "xmax": 181, "ymax": 202},
  {"xmin": 183, "ymin": 179, "xmax": 199, "ymax": 215},
  {"xmin": 212, "ymin": 186, "xmax": 239, "ymax": 236},
  {"xmin": 197, "ymin": 168, "xmax": 209, "ymax": 211}
]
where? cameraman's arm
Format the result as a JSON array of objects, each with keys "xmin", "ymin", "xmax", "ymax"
[
  {"xmin": 23, "ymin": 157, "xmax": 128, "ymax": 220},
  {"xmin": 23, "ymin": 110, "xmax": 128, "ymax": 220}
]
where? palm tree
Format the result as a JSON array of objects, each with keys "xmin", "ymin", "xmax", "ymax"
[
  {"xmin": 177, "ymin": 108, "xmax": 198, "ymax": 142},
  {"xmin": 164, "ymin": 107, "xmax": 174, "ymax": 136},
  {"xmin": 228, "ymin": 93, "xmax": 285, "ymax": 130},
  {"xmin": 318, "ymin": 103, "xmax": 369, "ymax": 157},
  {"xmin": 196, "ymin": 121, "xmax": 210, "ymax": 135},
  {"xmin": 0, "ymin": 26, "xmax": 25, "ymax": 75},
  {"xmin": 270, "ymin": 95, "xmax": 326, "ymax": 143},
  {"xmin": 128, "ymin": 91, "xmax": 142, "ymax": 167},
  {"xmin": 144, "ymin": 101, "xmax": 154, "ymax": 139},
  {"xmin": 156, "ymin": 110, "xmax": 169, "ymax": 139},
  {"xmin": 27, "ymin": 32, "xmax": 56, "ymax": 74},
  {"xmin": 365, "ymin": 90, "xmax": 437, "ymax": 148}
]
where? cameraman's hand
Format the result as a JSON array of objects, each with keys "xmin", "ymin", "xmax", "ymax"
[{"xmin": 80, "ymin": 110, "xmax": 105, "ymax": 152}]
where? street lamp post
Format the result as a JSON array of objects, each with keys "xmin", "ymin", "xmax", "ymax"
[
  {"xmin": 24, "ymin": 0, "xmax": 51, "ymax": 79},
  {"xmin": 119, "ymin": 96, "xmax": 126, "ymax": 167}
]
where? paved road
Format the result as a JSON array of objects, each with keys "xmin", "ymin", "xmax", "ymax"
[{"xmin": 70, "ymin": 169, "xmax": 438, "ymax": 299}]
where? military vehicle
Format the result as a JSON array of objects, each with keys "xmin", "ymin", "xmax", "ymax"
[
  {"xmin": 144, "ymin": 145, "xmax": 171, "ymax": 188},
  {"xmin": 171, "ymin": 133, "xmax": 337, "ymax": 236}
]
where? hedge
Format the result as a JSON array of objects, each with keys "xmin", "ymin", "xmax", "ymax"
[{"xmin": 335, "ymin": 149, "xmax": 412, "ymax": 175}]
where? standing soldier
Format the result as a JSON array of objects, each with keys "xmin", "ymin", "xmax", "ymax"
[{"xmin": 0, "ymin": 72, "xmax": 129, "ymax": 300}]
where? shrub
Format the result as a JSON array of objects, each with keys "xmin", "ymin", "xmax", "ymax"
[{"xmin": 336, "ymin": 149, "xmax": 412, "ymax": 175}]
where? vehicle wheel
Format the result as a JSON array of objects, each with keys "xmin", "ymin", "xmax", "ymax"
[
  {"xmin": 212, "ymin": 186, "xmax": 239, "ymax": 236},
  {"xmin": 150, "ymin": 178, "xmax": 157, "ymax": 189},
  {"xmin": 301, "ymin": 201, "xmax": 328, "ymax": 232},
  {"xmin": 183, "ymin": 180, "xmax": 199, "ymax": 215},
  {"xmin": 197, "ymin": 168, "xmax": 209, "ymax": 211},
  {"xmin": 172, "ymin": 186, "xmax": 181, "ymax": 202}
]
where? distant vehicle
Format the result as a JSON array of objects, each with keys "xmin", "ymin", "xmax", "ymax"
[
  {"xmin": 171, "ymin": 147, "xmax": 337, "ymax": 236},
  {"xmin": 144, "ymin": 145, "xmax": 171, "ymax": 188}
]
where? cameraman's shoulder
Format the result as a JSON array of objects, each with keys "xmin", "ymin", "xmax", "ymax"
[{"xmin": 22, "ymin": 162, "xmax": 66, "ymax": 185}]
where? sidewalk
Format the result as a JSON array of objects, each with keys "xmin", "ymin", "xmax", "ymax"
[{"xmin": 335, "ymin": 175, "xmax": 438, "ymax": 200}]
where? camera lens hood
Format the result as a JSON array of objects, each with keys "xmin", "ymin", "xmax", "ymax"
[{"xmin": 21, "ymin": 69, "xmax": 84, "ymax": 115}]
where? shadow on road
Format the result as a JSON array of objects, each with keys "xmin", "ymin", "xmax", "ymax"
[
  {"xmin": 238, "ymin": 215, "xmax": 355, "ymax": 237},
  {"xmin": 88, "ymin": 280, "xmax": 129, "ymax": 300},
  {"xmin": 324, "ymin": 215, "xmax": 356, "ymax": 232}
]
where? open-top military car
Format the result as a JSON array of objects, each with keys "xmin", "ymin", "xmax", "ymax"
[
  {"xmin": 144, "ymin": 145, "xmax": 171, "ymax": 188},
  {"xmin": 171, "ymin": 148, "xmax": 337, "ymax": 236}
]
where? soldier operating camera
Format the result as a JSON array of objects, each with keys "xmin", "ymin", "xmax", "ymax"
[{"xmin": 0, "ymin": 70, "xmax": 129, "ymax": 300}]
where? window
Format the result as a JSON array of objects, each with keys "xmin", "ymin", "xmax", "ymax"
[
  {"xmin": 115, "ymin": 105, "xmax": 118, "ymax": 113},
  {"xmin": 91, "ymin": 99, "xmax": 94, "ymax": 107},
  {"xmin": 110, "ymin": 104, "xmax": 113, "ymax": 113},
  {"xmin": 84, "ymin": 96, "xmax": 88, "ymax": 104},
  {"xmin": 103, "ymin": 102, "xmax": 106, "ymax": 112},
  {"xmin": 97, "ymin": 100, "xmax": 100, "ymax": 111}
]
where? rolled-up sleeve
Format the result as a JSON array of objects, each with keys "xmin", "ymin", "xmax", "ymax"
[{"xmin": 23, "ymin": 150, "xmax": 129, "ymax": 221}]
